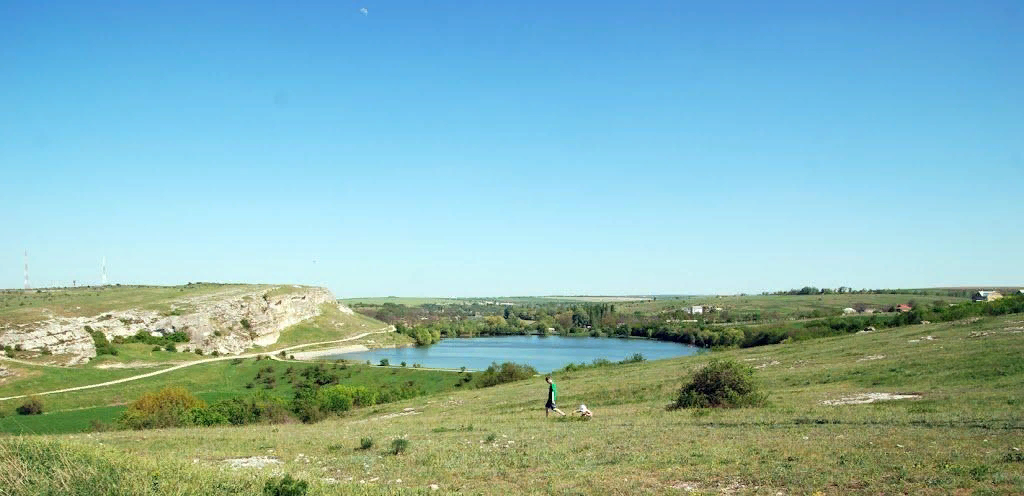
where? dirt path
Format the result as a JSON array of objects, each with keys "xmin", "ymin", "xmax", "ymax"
[{"xmin": 0, "ymin": 328, "xmax": 393, "ymax": 402}]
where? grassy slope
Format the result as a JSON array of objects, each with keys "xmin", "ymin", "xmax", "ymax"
[
  {"xmin": 0, "ymin": 284, "xmax": 269, "ymax": 324},
  {"xmin": 0, "ymin": 358, "xmax": 477, "ymax": 434},
  {"xmin": 0, "ymin": 294, "xmax": 410, "ymax": 398},
  {"xmin": 265, "ymin": 304, "xmax": 401, "ymax": 350},
  {"xmin": 5, "ymin": 313, "xmax": 1020, "ymax": 494}
]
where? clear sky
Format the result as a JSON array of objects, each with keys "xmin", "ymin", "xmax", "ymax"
[{"xmin": 2, "ymin": 1, "xmax": 1022, "ymax": 297}]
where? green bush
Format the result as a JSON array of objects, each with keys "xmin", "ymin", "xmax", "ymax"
[
  {"xmin": 164, "ymin": 343, "xmax": 176, "ymax": 352},
  {"xmin": 379, "ymin": 358, "xmax": 390, "ymax": 366},
  {"xmin": 87, "ymin": 328, "xmax": 118, "ymax": 356},
  {"xmin": 476, "ymin": 362, "xmax": 538, "ymax": 388},
  {"xmin": 315, "ymin": 386, "xmax": 353, "ymax": 414},
  {"xmin": 209, "ymin": 395, "xmax": 295, "ymax": 426},
  {"xmin": 117, "ymin": 387, "xmax": 205, "ymax": 429},
  {"xmin": 673, "ymin": 359, "xmax": 766, "ymax": 409},
  {"xmin": 151, "ymin": 345, "xmax": 162, "ymax": 352},
  {"xmin": 16, "ymin": 397, "xmax": 44, "ymax": 415},
  {"xmin": 390, "ymin": 438, "xmax": 410, "ymax": 455},
  {"xmin": 359, "ymin": 437, "xmax": 374, "ymax": 450},
  {"xmin": 182, "ymin": 407, "xmax": 229, "ymax": 427},
  {"xmin": 263, "ymin": 474, "xmax": 308, "ymax": 496}
]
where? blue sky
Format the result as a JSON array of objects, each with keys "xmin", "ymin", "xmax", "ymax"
[{"xmin": 2, "ymin": 1, "xmax": 1022, "ymax": 296}]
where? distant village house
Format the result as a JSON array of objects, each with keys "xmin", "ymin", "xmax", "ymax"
[
  {"xmin": 896, "ymin": 304, "xmax": 913, "ymax": 313},
  {"xmin": 690, "ymin": 305, "xmax": 703, "ymax": 315},
  {"xmin": 972, "ymin": 291, "xmax": 1003, "ymax": 302}
]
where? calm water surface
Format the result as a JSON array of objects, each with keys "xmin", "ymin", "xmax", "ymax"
[{"xmin": 330, "ymin": 335, "xmax": 701, "ymax": 372}]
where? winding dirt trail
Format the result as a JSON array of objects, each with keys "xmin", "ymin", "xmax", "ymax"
[{"xmin": 0, "ymin": 328, "xmax": 393, "ymax": 402}]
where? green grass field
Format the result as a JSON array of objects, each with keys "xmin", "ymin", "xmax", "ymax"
[
  {"xmin": 0, "ymin": 405, "xmax": 127, "ymax": 435},
  {"xmin": 2, "ymin": 312, "xmax": 1022, "ymax": 494},
  {"xmin": 0, "ymin": 283, "xmax": 270, "ymax": 324},
  {"xmin": 0, "ymin": 357, "xmax": 478, "ymax": 434},
  {"xmin": 263, "ymin": 304, "xmax": 401, "ymax": 351}
]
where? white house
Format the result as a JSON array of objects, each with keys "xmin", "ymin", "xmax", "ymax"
[{"xmin": 690, "ymin": 305, "xmax": 703, "ymax": 315}]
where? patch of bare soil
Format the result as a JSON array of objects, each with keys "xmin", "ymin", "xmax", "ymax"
[
  {"xmin": 857, "ymin": 355, "xmax": 885, "ymax": 362},
  {"xmin": 222, "ymin": 456, "xmax": 282, "ymax": 469},
  {"xmin": 822, "ymin": 393, "xmax": 922, "ymax": 406}
]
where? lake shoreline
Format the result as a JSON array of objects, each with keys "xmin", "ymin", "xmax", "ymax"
[
  {"xmin": 289, "ymin": 343, "xmax": 414, "ymax": 360},
  {"xmin": 320, "ymin": 335, "xmax": 701, "ymax": 373}
]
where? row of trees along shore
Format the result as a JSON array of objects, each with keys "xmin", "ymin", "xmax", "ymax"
[{"xmin": 366, "ymin": 294, "xmax": 1024, "ymax": 350}]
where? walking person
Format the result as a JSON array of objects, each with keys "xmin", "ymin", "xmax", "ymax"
[{"xmin": 545, "ymin": 376, "xmax": 566, "ymax": 417}]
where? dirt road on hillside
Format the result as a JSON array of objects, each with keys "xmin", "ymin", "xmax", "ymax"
[{"xmin": 0, "ymin": 328, "xmax": 393, "ymax": 402}]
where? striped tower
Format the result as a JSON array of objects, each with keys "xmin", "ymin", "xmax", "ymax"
[{"xmin": 23, "ymin": 250, "xmax": 30, "ymax": 290}]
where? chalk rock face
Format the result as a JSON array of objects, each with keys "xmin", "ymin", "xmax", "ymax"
[{"xmin": 0, "ymin": 286, "xmax": 338, "ymax": 364}]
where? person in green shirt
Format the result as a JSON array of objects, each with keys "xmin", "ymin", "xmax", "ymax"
[{"xmin": 545, "ymin": 376, "xmax": 566, "ymax": 417}]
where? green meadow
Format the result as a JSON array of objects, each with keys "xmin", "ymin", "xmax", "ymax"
[{"xmin": 2, "ymin": 311, "xmax": 1022, "ymax": 494}]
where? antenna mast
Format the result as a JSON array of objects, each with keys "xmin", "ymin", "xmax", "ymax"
[
  {"xmin": 23, "ymin": 250, "xmax": 30, "ymax": 290},
  {"xmin": 102, "ymin": 257, "xmax": 108, "ymax": 286}
]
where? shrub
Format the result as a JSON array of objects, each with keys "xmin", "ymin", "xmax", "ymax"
[
  {"xmin": 485, "ymin": 433, "xmax": 497, "ymax": 442},
  {"xmin": 622, "ymin": 353, "xmax": 646, "ymax": 364},
  {"xmin": 359, "ymin": 437, "xmax": 374, "ymax": 450},
  {"xmin": 14, "ymin": 344, "xmax": 23, "ymax": 352},
  {"xmin": 194, "ymin": 348, "xmax": 204, "ymax": 356},
  {"xmin": 390, "ymin": 438, "xmax": 409, "ymax": 455},
  {"xmin": 263, "ymin": 474, "xmax": 308, "ymax": 496},
  {"xmin": 401, "ymin": 361, "xmax": 407, "ymax": 367},
  {"xmin": 151, "ymin": 345, "xmax": 162, "ymax": 352},
  {"xmin": 165, "ymin": 343, "xmax": 176, "ymax": 352},
  {"xmin": 210, "ymin": 395, "xmax": 295, "ymax": 426},
  {"xmin": 379, "ymin": 359, "xmax": 390, "ymax": 366},
  {"xmin": 211, "ymin": 350, "xmax": 220, "ymax": 357},
  {"xmin": 673, "ymin": 359, "xmax": 766, "ymax": 409},
  {"xmin": 40, "ymin": 346, "xmax": 52, "ymax": 356},
  {"xmin": 87, "ymin": 329, "xmax": 118, "ymax": 356},
  {"xmin": 117, "ymin": 387, "xmax": 206, "ymax": 429},
  {"xmin": 231, "ymin": 358, "xmax": 244, "ymax": 365},
  {"xmin": 240, "ymin": 319, "xmax": 252, "ymax": 331},
  {"xmin": 182, "ymin": 407, "xmax": 229, "ymax": 427},
  {"xmin": 477, "ymin": 362, "xmax": 538, "ymax": 388},
  {"xmin": 17, "ymin": 397, "xmax": 44, "ymax": 415}
]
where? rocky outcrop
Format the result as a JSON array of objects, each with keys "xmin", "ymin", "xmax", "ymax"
[{"xmin": 0, "ymin": 286, "xmax": 339, "ymax": 364}]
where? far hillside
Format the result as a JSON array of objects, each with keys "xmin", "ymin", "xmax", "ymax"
[{"xmin": 1, "ymin": 283, "xmax": 404, "ymax": 368}]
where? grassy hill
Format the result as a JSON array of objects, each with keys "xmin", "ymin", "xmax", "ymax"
[
  {"xmin": 2, "ymin": 312, "xmax": 1022, "ymax": 494},
  {"xmin": 0, "ymin": 283, "xmax": 275, "ymax": 324}
]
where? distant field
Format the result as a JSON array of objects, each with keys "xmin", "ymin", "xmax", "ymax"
[
  {"xmin": 618, "ymin": 293, "xmax": 969, "ymax": 316},
  {"xmin": 342, "ymin": 295, "xmax": 656, "ymax": 306},
  {"xmin": 0, "ymin": 283, "xmax": 273, "ymax": 324},
  {"xmin": 341, "ymin": 297, "xmax": 464, "ymax": 306}
]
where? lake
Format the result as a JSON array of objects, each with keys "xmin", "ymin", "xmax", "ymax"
[{"xmin": 329, "ymin": 335, "xmax": 701, "ymax": 372}]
